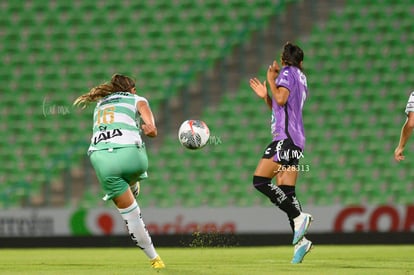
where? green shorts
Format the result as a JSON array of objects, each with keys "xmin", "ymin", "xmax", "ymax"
[{"xmin": 89, "ymin": 146, "xmax": 149, "ymax": 201}]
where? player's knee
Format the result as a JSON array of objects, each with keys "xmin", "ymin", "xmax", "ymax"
[
  {"xmin": 253, "ymin": 175, "xmax": 279, "ymax": 204},
  {"xmin": 252, "ymin": 175, "xmax": 272, "ymax": 189}
]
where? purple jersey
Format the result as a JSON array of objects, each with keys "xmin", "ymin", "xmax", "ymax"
[{"xmin": 271, "ymin": 66, "xmax": 308, "ymax": 150}]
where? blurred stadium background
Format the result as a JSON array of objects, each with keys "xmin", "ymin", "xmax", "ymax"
[{"xmin": 1, "ymin": 0, "xmax": 413, "ymax": 213}]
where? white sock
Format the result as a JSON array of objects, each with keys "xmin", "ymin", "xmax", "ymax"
[{"xmin": 118, "ymin": 200, "xmax": 158, "ymax": 259}]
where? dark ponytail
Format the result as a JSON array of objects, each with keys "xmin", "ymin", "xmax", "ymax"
[
  {"xmin": 281, "ymin": 42, "xmax": 304, "ymax": 70},
  {"xmin": 110, "ymin": 74, "xmax": 135, "ymax": 92}
]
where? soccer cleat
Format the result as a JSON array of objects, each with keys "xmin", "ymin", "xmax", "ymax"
[
  {"xmin": 291, "ymin": 237, "xmax": 313, "ymax": 264},
  {"xmin": 130, "ymin": 181, "xmax": 140, "ymax": 198},
  {"xmin": 292, "ymin": 213, "xmax": 313, "ymax": 245},
  {"xmin": 150, "ymin": 256, "xmax": 165, "ymax": 269}
]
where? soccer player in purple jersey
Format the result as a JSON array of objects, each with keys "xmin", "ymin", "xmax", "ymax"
[{"xmin": 249, "ymin": 42, "xmax": 313, "ymax": 264}]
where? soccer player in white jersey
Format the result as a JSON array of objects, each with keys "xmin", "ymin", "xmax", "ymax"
[
  {"xmin": 74, "ymin": 74, "xmax": 165, "ymax": 269},
  {"xmin": 394, "ymin": 91, "xmax": 414, "ymax": 161},
  {"xmin": 249, "ymin": 42, "xmax": 313, "ymax": 264}
]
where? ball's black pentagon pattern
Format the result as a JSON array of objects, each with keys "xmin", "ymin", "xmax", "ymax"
[
  {"xmin": 191, "ymin": 120, "xmax": 206, "ymax": 129},
  {"xmin": 180, "ymin": 130, "xmax": 202, "ymax": 149}
]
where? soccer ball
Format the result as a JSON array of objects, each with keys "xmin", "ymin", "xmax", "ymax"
[{"xmin": 178, "ymin": 120, "xmax": 210, "ymax": 150}]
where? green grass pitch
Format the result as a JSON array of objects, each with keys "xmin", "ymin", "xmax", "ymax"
[{"xmin": 0, "ymin": 245, "xmax": 413, "ymax": 275}]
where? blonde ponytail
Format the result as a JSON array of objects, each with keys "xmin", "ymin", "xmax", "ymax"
[
  {"xmin": 73, "ymin": 74, "xmax": 135, "ymax": 109},
  {"xmin": 73, "ymin": 84, "xmax": 113, "ymax": 109}
]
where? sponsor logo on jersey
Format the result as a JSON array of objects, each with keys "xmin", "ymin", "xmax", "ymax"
[{"xmin": 93, "ymin": 129, "xmax": 123, "ymax": 145}]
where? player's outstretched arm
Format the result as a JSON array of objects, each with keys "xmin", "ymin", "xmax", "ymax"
[
  {"xmin": 249, "ymin": 77, "xmax": 272, "ymax": 110},
  {"xmin": 395, "ymin": 112, "xmax": 414, "ymax": 161}
]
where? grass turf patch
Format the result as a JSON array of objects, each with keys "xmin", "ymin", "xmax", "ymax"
[{"xmin": 0, "ymin": 245, "xmax": 413, "ymax": 274}]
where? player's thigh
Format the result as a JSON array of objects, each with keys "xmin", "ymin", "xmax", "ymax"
[
  {"xmin": 254, "ymin": 140, "xmax": 281, "ymax": 178},
  {"xmin": 112, "ymin": 188, "xmax": 135, "ymax": 209},
  {"xmin": 254, "ymin": 158, "xmax": 281, "ymax": 178},
  {"xmin": 89, "ymin": 147, "xmax": 147, "ymax": 199},
  {"xmin": 254, "ymin": 158, "xmax": 299, "ymax": 184},
  {"xmin": 275, "ymin": 169, "xmax": 298, "ymax": 186}
]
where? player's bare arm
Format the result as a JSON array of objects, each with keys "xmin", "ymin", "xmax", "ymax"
[
  {"xmin": 249, "ymin": 78, "xmax": 272, "ymax": 109},
  {"xmin": 395, "ymin": 112, "xmax": 414, "ymax": 161},
  {"xmin": 267, "ymin": 60, "xmax": 289, "ymax": 106},
  {"xmin": 137, "ymin": 101, "xmax": 157, "ymax": 137}
]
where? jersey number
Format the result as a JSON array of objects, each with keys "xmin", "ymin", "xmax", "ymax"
[{"xmin": 96, "ymin": 106, "xmax": 115, "ymax": 125}]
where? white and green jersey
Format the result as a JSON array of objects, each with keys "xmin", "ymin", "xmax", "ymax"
[
  {"xmin": 88, "ymin": 92, "xmax": 147, "ymax": 152},
  {"xmin": 405, "ymin": 91, "xmax": 414, "ymax": 115}
]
